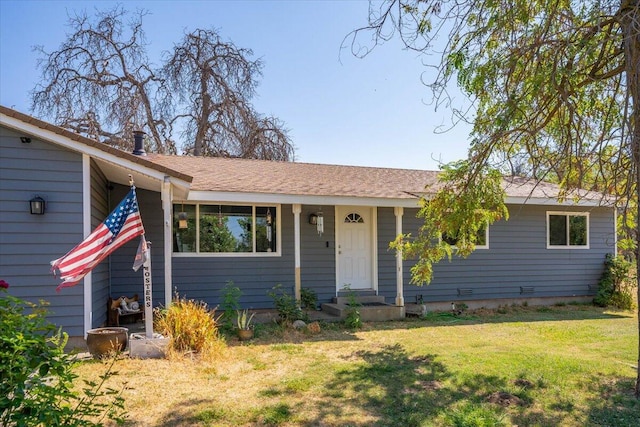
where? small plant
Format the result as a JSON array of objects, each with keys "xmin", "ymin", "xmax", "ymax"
[
  {"xmin": 343, "ymin": 285, "xmax": 362, "ymax": 329},
  {"xmin": 236, "ymin": 309, "xmax": 255, "ymax": 330},
  {"xmin": 267, "ymin": 284, "xmax": 306, "ymax": 323},
  {"xmin": 593, "ymin": 254, "xmax": 636, "ymax": 309},
  {"xmin": 300, "ymin": 287, "xmax": 318, "ymax": 310},
  {"xmin": 0, "ymin": 283, "xmax": 126, "ymax": 426},
  {"xmin": 154, "ymin": 293, "xmax": 224, "ymax": 358},
  {"xmin": 220, "ymin": 281, "xmax": 242, "ymax": 331}
]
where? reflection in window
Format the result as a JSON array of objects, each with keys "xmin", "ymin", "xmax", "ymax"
[
  {"xmin": 173, "ymin": 204, "xmax": 278, "ymax": 254},
  {"xmin": 173, "ymin": 204, "xmax": 196, "ymax": 252},
  {"xmin": 442, "ymin": 225, "xmax": 488, "ymax": 248},
  {"xmin": 200, "ymin": 205, "xmax": 252, "ymax": 253},
  {"xmin": 548, "ymin": 212, "xmax": 588, "ymax": 247}
]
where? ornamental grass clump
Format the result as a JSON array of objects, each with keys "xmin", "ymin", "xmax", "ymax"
[{"xmin": 154, "ymin": 295, "xmax": 224, "ymax": 359}]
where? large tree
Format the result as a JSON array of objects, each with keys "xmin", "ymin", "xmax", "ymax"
[
  {"xmin": 349, "ymin": 0, "xmax": 640, "ymax": 396},
  {"xmin": 31, "ymin": 7, "xmax": 294, "ymax": 160}
]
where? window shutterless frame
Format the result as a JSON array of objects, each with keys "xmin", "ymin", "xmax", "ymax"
[
  {"xmin": 172, "ymin": 203, "xmax": 281, "ymax": 257},
  {"xmin": 546, "ymin": 211, "xmax": 590, "ymax": 249},
  {"xmin": 441, "ymin": 224, "xmax": 489, "ymax": 250}
]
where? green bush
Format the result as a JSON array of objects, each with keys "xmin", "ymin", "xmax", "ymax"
[
  {"xmin": 267, "ymin": 284, "xmax": 306, "ymax": 324},
  {"xmin": 593, "ymin": 254, "xmax": 636, "ymax": 310},
  {"xmin": 0, "ymin": 285, "xmax": 125, "ymax": 426},
  {"xmin": 300, "ymin": 287, "xmax": 318, "ymax": 310},
  {"xmin": 343, "ymin": 286, "xmax": 362, "ymax": 329},
  {"xmin": 219, "ymin": 281, "xmax": 241, "ymax": 331},
  {"xmin": 154, "ymin": 294, "xmax": 223, "ymax": 357}
]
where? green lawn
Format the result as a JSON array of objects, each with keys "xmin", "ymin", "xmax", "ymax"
[{"xmin": 76, "ymin": 304, "xmax": 639, "ymax": 426}]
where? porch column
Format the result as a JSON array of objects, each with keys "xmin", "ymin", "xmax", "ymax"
[
  {"xmin": 82, "ymin": 154, "xmax": 92, "ymax": 335},
  {"xmin": 292, "ymin": 204, "xmax": 302, "ymax": 303},
  {"xmin": 394, "ymin": 206, "xmax": 404, "ymax": 306},
  {"xmin": 161, "ymin": 176, "xmax": 173, "ymax": 307}
]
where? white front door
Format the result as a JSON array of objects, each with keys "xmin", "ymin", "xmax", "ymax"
[{"xmin": 336, "ymin": 206, "xmax": 373, "ymax": 290}]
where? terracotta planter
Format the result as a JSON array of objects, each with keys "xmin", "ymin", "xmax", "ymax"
[
  {"xmin": 238, "ymin": 328, "xmax": 254, "ymax": 341},
  {"xmin": 86, "ymin": 327, "xmax": 129, "ymax": 358}
]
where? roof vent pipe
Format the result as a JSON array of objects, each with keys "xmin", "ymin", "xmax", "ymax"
[{"xmin": 132, "ymin": 130, "xmax": 146, "ymax": 156}]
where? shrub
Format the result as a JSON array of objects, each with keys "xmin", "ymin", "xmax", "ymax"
[
  {"xmin": 0, "ymin": 286, "xmax": 125, "ymax": 426},
  {"xmin": 343, "ymin": 286, "xmax": 362, "ymax": 329},
  {"xmin": 593, "ymin": 254, "xmax": 636, "ymax": 310},
  {"xmin": 154, "ymin": 294, "xmax": 223, "ymax": 358},
  {"xmin": 300, "ymin": 287, "xmax": 318, "ymax": 310},
  {"xmin": 219, "ymin": 281, "xmax": 241, "ymax": 331},
  {"xmin": 267, "ymin": 284, "xmax": 306, "ymax": 324}
]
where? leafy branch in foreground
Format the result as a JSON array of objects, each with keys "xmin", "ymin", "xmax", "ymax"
[{"xmin": 391, "ymin": 160, "xmax": 508, "ymax": 285}]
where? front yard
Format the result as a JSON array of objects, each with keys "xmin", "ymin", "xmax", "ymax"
[{"xmin": 74, "ymin": 304, "xmax": 639, "ymax": 426}]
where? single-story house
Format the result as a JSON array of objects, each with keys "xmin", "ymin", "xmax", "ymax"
[{"xmin": 1, "ymin": 106, "xmax": 617, "ymax": 342}]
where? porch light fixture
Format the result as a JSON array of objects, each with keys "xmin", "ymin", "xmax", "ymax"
[
  {"xmin": 29, "ymin": 196, "xmax": 45, "ymax": 215},
  {"xmin": 178, "ymin": 212, "xmax": 188, "ymax": 229}
]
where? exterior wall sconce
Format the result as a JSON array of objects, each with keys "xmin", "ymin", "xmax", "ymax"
[
  {"xmin": 309, "ymin": 212, "xmax": 324, "ymax": 236},
  {"xmin": 178, "ymin": 211, "xmax": 188, "ymax": 229},
  {"xmin": 30, "ymin": 196, "xmax": 46, "ymax": 215}
]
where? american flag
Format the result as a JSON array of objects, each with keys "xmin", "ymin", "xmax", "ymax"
[{"xmin": 51, "ymin": 188, "xmax": 145, "ymax": 291}]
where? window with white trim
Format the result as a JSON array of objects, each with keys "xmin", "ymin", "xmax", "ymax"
[
  {"xmin": 442, "ymin": 225, "xmax": 489, "ymax": 249},
  {"xmin": 547, "ymin": 211, "xmax": 589, "ymax": 249},
  {"xmin": 173, "ymin": 204, "xmax": 278, "ymax": 255}
]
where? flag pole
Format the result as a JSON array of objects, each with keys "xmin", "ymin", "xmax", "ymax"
[
  {"xmin": 142, "ymin": 241, "xmax": 154, "ymax": 338},
  {"xmin": 128, "ymin": 174, "xmax": 154, "ymax": 339}
]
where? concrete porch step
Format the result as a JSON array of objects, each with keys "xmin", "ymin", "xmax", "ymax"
[
  {"xmin": 332, "ymin": 294, "xmax": 387, "ymax": 305},
  {"xmin": 321, "ymin": 294, "xmax": 405, "ymax": 322}
]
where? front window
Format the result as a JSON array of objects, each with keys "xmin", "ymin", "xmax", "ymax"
[
  {"xmin": 442, "ymin": 225, "xmax": 489, "ymax": 249},
  {"xmin": 547, "ymin": 212, "xmax": 589, "ymax": 248},
  {"xmin": 173, "ymin": 204, "xmax": 278, "ymax": 255}
]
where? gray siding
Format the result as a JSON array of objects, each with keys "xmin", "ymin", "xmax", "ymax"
[
  {"xmin": 300, "ymin": 205, "xmax": 336, "ymax": 305},
  {"xmin": 90, "ymin": 161, "xmax": 109, "ymax": 327},
  {"xmin": 0, "ymin": 125, "xmax": 85, "ymax": 336},
  {"xmin": 380, "ymin": 204, "xmax": 615, "ymax": 304}
]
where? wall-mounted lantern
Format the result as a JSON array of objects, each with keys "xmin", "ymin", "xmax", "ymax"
[{"xmin": 30, "ymin": 196, "xmax": 45, "ymax": 215}]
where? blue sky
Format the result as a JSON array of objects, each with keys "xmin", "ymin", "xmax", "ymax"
[{"xmin": 0, "ymin": 0, "xmax": 472, "ymax": 170}]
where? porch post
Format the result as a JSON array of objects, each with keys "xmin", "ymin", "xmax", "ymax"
[
  {"xmin": 161, "ymin": 176, "xmax": 173, "ymax": 307},
  {"xmin": 292, "ymin": 204, "xmax": 302, "ymax": 303},
  {"xmin": 82, "ymin": 154, "xmax": 92, "ymax": 335},
  {"xmin": 394, "ymin": 206, "xmax": 404, "ymax": 306}
]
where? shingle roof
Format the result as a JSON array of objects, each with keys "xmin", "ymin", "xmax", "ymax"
[
  {"xmin": 146, "ymin": 154, "xmax": 439, "ymax": 199},
  {"xmin": 146, "ymin": 154, "xmax": 606, "ymax": 203},
  {"xmin": 2, "ymin": 105, "xmax": 607, "ymax": 204}
]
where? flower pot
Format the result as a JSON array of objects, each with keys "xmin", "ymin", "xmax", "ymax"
[
  {"xmin": 86, "ymin": 327, "xmax": 129, "ymax": 358},
  {"xmin": 238, "ymin": 328, "xmax": 254, "ymax": 341}
]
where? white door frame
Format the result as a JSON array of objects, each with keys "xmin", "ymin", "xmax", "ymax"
[{"xmin": 334, "ymin": 206, "xmax": 378, "ymax": 294}]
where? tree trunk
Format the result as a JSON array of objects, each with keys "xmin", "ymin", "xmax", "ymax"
[{"xmin": 619, "ymin": 0, "xmax": 640, "ymax": 399}]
